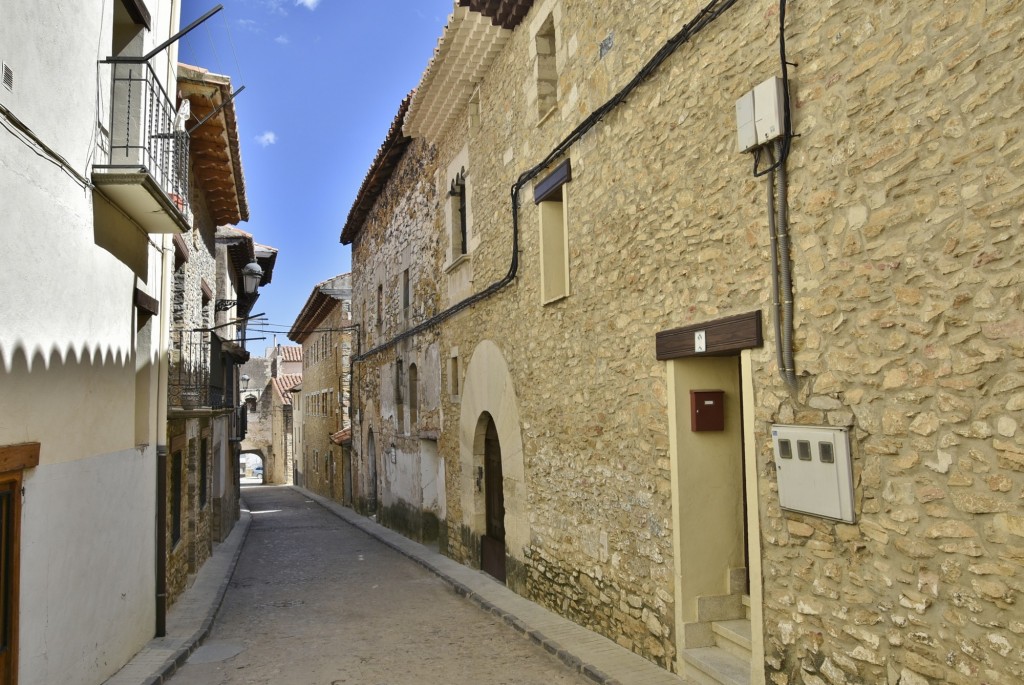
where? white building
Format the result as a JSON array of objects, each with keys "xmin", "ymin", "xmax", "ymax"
[{"xmin": 0, "ymin": 2, "xmax": 194, "ymax": 684}]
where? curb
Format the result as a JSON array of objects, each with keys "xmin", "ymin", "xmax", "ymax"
[{"xmin": 104, "ymin": 506, "xmax": 252, "ymax": 685}]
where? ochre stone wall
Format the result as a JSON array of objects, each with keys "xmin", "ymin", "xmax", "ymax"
[
  {"xmin": 350, "ymin": 0, "xmax": 1024, "ymax": 682},
  {"xmin": 300, "ymin": 302, "xmax": 353, "ymax": 501}
]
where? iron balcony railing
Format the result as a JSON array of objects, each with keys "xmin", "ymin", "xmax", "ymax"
[
  {"xmin": 169, "ymin": 330, "xmax": 228, "ymax": 410},
  {"xmin": 97, "ymin": 60, "xmax": 190, "ymax": 217}
]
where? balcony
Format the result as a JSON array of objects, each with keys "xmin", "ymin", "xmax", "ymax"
[
  {"xmin": 93, "ymin": 60, "xmax": 191, "ymax": 234},
  {"xmin": 169, "ymin": 330, "xmax": 229, "ymax": 411}
]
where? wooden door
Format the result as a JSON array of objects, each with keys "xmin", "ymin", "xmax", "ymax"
[
  {"xmin": 480, "ymin": 417, "xmax": 506, "ymax": 583},
  {"xmin": 0, "ymin": 475, "xmax": 22, "ymax": 685},
  {"xmin": 342, "ymin": 448, "xmax": 353, "ymax": 505},
  {"xmin": 0, "ymin": 443, "xmax": 36, "ymax": 685}
]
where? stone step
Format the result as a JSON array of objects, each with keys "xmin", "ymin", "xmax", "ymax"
[
  {"xmin": 741, "ymin": 594, "xmax": 750, "ymax": 620},
  {"xmin": 712, "ymin": 619, "xmax": 752, "ymax": 661},
  {"xmin": 681, "ymin": 646, "xmax": 750, "ymax": 685},
  {"xmin": 696, "ymin": 593, "xmax": 744, "ymax": 623}
]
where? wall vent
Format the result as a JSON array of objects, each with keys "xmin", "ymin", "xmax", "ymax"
[{"xmin": 2, "ymin": 63, "xmax": 12, "ymax": 91}]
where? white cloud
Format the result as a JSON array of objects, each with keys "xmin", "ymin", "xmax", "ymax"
[
  {"xmin": 275, "ymin": 34, "xmax": 290, "ymax": 44},
  {"xmin": 263, "ymin": 0, "xmax": 287, "ymax": 16},
  {"xmin": 256, "ymin": 131, "xmax": 277, "ymax": 147},
  {"xmin": 295, "ymin": 0, "xmax": 321, "ymax": 9}
]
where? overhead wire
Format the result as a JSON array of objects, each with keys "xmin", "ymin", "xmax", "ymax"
[
  {"xmin": 353, "ymin": 0, "xmax": 742, "ymax": 363},
  {"xmin": 222, "ymin": 11, "xmax": 245, "ymax": 83},
  {"xmin": 752, "ymin": 0, "xmax": 793, "ymax": 177}
]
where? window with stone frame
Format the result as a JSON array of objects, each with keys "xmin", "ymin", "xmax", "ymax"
[
  {"xmin": 395, "ymin": 359, "xmax": 405, "ymax": 431},
  {"xmin": 408, "ymin": 363, "xmax": 418, "ymax": 429},
  {"xmin": 448, "ymin": 168, "xmax": 469, "ymax": 259},
  {"xmin": 449, "ymin": 351, "xmax": 460, "ymax": 399},
  {"xmin": 536, "ymin": 159, "xmax": 572, "ymax": 304},
  {"xmin": 534, "ymin": 12, "xmax": 559, "ymax": 120}
]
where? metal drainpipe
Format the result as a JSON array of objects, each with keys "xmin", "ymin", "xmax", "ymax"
[
  {"xmin": 766, "ymin": 162, "xmax": 785, "ymax": 387},
  {"xmin": 155, "ymin": 233, "xmax": 172, "ymax": 637},
  {"xmin": 775, "ymin": 139, "xmax": 797, "ymax": 387}
]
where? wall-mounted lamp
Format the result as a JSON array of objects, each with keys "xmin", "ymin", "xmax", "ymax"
[
  {"xmin": 241, "ymin": 260, "xmax": 263, "ymax": 295},
  {"xmin": 215, "ymin": 260, "xmax": 264, "ymax": 311}
]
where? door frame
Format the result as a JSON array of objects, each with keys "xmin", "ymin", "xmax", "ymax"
[
  {"xmin": 478, "ymin": 413, "xmax": 506, "ymax": 582},
  {"xmin": 0, "ymin": 442, "xmax": 40, "ymax": 685}
]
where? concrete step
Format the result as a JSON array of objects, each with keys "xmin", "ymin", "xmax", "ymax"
[
  {"xmin": 741, "ymin": 594, "xmax": 750, "ymax": 620},
  {"xmin": 712, "ymin": 619, "xmax": 752, "ymax": 661},
  {"xmin": 681, "ymin": 646, "xmax": 750, "ymax": 685}
]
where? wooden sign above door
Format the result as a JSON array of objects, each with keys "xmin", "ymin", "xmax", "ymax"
[{"xmin": 656, "ymin": 311, "xmax": 763, "ymax": 360}]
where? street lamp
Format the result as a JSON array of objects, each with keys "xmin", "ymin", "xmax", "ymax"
[
  {"xmin": 241, "ymin": 260, "xmax": 263, "ymax": 295},
  {"xmin": 215, "ymin": 260, "xmax": 264, "ymax": 311}
]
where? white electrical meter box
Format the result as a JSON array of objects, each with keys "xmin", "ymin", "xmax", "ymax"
[
  {"xmin": 735, "ymin": 90, "xmax": 757, "ymax": 152},
  {"xmin": 753, "ymin": 76, "xmax": 785, "ymax": 146},
  {"xmin": 771, "ymin": 424, "xmax": 855, "ymax": 523},
  {"xmin": 735, "ymin": 76, "xmax": 786, "ymax": 153}
]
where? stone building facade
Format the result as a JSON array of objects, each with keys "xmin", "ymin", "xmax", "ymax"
[
  {"xmin": 269, "ymin": 358, "xmax": 302, "ymax": 485},
  {"xmin": 288, "ymin": 274, "xmax": 355, "ymax": 501},
  {"xmin": 344, "ymin": 1, "xmax": 1024, "ymax": 684},
  {"xmin": 342, "ymin": 99, "xmax": 448, "ymax": 544},
  {"xmin": 164, "ymin": 66, "xmax": 276, "ymax": 607},
  {"xmin": 240, "ymin": 355, "xmax": 273, "ymax": 469}
]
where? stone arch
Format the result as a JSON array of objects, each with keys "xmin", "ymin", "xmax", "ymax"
[
  {"xmin": 360, "ymin": 401, "xmax": 380, "ymax": 513},
  {"xmin": 459, "ymin": 340, "xmax": 527, "ymax": 587}
]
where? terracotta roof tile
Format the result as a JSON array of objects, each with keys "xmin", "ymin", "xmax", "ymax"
[
  {"xmin": 458, "ymin": 0, "xmax": 533, "ymax": 29},
  {"xmin": 279, "ymin": 346, "xmax": 303, "ymax": 362},
  {"xmin": 271, "ymin": 374, "xmax": 303, "ymax": 405}
]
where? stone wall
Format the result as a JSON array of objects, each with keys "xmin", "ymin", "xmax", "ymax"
[
  {"xmin": 349, "ymin": 0, "xmax": 1024, "ymax": 682},
  {"xmin": 300, "ymin": 302, "xmax": 352, "ymax": 500},
  {"xmin": 350, "ymin": 137, "xmax": 448, "ymax": 542}
]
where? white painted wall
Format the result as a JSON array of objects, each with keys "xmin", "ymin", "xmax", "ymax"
[
  {"xmin": 1, "ymin": 2, "xmax": 181, "ymax": 683},
  {"xmin": 20, "ymin": 452, "xmax": 156, "ymax": 685}
]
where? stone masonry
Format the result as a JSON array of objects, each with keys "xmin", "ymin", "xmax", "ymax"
[{"xmin": 346, "ymin": 1, "xmax": 1024, "ymax": 683}]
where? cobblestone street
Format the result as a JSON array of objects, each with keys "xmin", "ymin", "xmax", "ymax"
[{"xmin": 166, "ymin": 486, "xmax": 592, "ymax": 685}]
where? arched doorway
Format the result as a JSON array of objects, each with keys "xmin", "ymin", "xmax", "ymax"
[
  {"xmin": 366, "ymin": 429, "xmax": 378, "ymax": 512},
  {"xmin": 477, "ymin": 413, "xmax": 505, "ymax": 582}
]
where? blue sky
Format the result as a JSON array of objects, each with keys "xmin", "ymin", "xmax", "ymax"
[{"xmin": 179, "ymin": 0, "xmax": 452, "ymax": 351}]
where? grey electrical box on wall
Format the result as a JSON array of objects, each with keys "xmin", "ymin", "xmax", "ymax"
[{"xmin": 771, "ymin": 424, "xmax": 855, "ymax": 523}]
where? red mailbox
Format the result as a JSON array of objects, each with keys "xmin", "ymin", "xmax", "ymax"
[{"xmin": 690, "ymin": 390, "xmax": 725, "ymax": 431}]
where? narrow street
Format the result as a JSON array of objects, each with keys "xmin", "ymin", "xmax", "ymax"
[{"xmin": 166, "ymin": 486, "xmax": 592, "ymax": 685}]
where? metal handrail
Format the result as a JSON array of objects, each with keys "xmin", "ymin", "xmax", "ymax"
[
  {"xmin": 169, "ymin": 330, "xmax": 210, "ymax": 409},
  {"xmin": 97, "ymin": 60, "xmax": 190, "ymax": 217}
]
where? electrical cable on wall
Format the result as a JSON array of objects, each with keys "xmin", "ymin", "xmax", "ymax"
[
  {"xmin": 753, "ymin": 0, "xmax": 794, "ymax": 178},
  {"xmin": 352, "ymin": 0, "xmax": 742, "ymax": 364},
  {"xmin": 744, "ymin": 0, "xmax": 797, "ymax": 387}
]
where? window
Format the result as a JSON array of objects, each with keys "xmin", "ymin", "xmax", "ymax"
[
  {"xmin": 376, "ymin": 284, "xmax": 383, "ymax": 331},
  {"xmin": 408, "ymin": 364, "xmax": 419, "ymax": 429},
  {"xmin": 402, "ymin": 268, "xmax": 411, "ymax": 321},
  {"xmin": 449, "ymin": 169, "xmax": 468, "ymax": 258},
  {"xmin": 396, "ymin": 360, "xmax": 405, "ymax": 430},
  {"xmin": 536, "ymin": 159, "xmax": 572, "ymax": 303},
  {"xmin": 199, "ymin": 437, "xmax": 208, "ymax": 509},
  {"xmin": 171, "ymin": 449, "xmax": 183, "ymax": 545},
  {"xmin": 534, "ymin": 13, "xmax": 558, "ymax": 119},
  {"xmin": 449, "ymin": 352, "xmax": 460, "ymax": 398}
]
